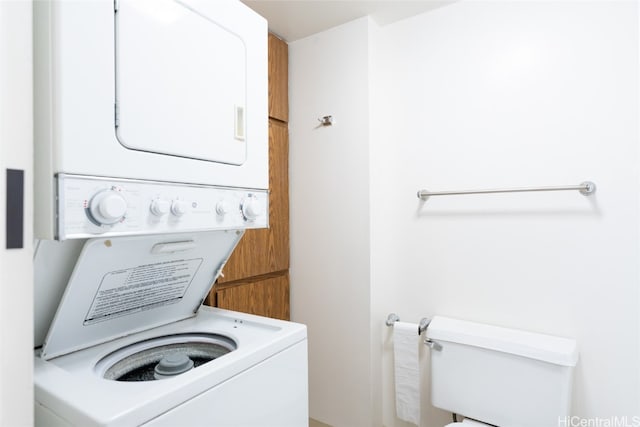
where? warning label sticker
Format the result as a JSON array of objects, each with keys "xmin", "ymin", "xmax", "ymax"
[{"xmin": 84, "ymin": 258, "xmax": 203, "ymax": 324}]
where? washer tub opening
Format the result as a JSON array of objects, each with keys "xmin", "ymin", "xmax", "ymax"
[{"xmin": 96, "ymin": 333, "xmax": 237, "ymax": 382}]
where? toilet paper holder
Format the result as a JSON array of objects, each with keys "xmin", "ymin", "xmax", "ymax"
[{"xmin": 386, "ymin": 313, "xmax": 442, "ymax": 351}]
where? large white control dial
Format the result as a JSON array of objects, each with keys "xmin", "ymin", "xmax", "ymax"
[
  {"xmin": 171, "ymin": 200, "xmax": 189, "ymax": 217},
  {"xmin": 88, "ymin": 190, "xmax": 127, "ymax": 225},
  {"xmin": 150, "ymin": 199, "xmax": 171, "ymax": 216},
  {"xmin": 241, "ymin": 195, "xmax": 263, "ymax": 221}
]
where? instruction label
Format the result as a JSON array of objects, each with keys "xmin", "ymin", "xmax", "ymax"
[{"xmin": 84, "ymin": 258, "xmax": 203, "ymax": 324}]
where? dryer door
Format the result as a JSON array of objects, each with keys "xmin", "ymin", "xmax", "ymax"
[{"xmin": 115, "ymin": 0, "xmax": 247, "ymax": 165}]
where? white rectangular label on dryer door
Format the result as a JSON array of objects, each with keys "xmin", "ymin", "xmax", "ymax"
[{"xmin": 84, "ymin": 258, "xmax": 203, "ymax": 324}]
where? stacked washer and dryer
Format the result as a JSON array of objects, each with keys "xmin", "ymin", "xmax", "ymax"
[{"xmin": 32, "ymin": 1, "xmax": 308, "ymax": 425}]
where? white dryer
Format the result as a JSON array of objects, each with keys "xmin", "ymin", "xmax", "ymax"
[{"xmin": 34, "ymin": 0, "xmax": 269, "ymax": 240}]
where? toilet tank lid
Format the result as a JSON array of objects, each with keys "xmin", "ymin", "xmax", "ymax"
[{"xmin": 426, "ymin": 316, "xmax": 579, "ymax": 367}]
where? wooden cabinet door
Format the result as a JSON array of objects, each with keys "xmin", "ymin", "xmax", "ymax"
[
  {"xmin": 215, "ymin": 273, "xmax": 290, "ymax": 320},
  {"xmin": 268, "ymin": 33, "xmax": 288, "ymax": 122},
  {"xmin": 217, "ymin": 119, "xmax": 289, "ymax": 282}
]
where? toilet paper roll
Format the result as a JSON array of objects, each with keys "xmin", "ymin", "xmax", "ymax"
[{"xmin": 393, "ymin": 321, "xmax": 420, "ymax": 425}]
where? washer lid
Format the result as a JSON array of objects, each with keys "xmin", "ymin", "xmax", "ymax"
[
  {"xmin": 40, "ymin": 230, "xmax": 243, "ymax": 360},
  {"xmin": 115, "ymin": 0, "xmax": 248, "ymax": 165}
]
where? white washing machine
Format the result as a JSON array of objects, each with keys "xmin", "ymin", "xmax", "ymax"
[
  {"xmin": 33, "ymin": 1, "xmax": 309, "ymax": 425},
  {"xmin": 34, "ymin": 232, "xmax": 308, "ymax": 426}
]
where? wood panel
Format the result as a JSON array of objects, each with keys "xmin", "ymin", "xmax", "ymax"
[
  {"xmin": 216, "ymin": 119, "xmax": 289, "ymax": 282},
  {"xmin": 215, "ymin": 273, "xmax": 290, "ymax": 320},
  {"xmin": 205, "ymin": 33, "xmax": 289, "ymax": 321},
  {"xmin": 268, "ymin": 33, "xmax": 288, "ymax": 122}
]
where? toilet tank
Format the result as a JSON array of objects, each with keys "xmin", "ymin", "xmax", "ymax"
[{"xmin": 426, "ymin": 317, "xmax": 578, "ymax": 427}]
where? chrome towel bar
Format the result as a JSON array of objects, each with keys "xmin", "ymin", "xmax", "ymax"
[{"xmin": 417, "ymin": 181, "xmax": 596, "ymax": 201}]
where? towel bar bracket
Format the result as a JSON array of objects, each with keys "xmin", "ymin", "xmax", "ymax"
[
  {"xmin": 386, "ymin": 313, "xmax": 441, "ymax": 350},
  {"xmin": 424, "ymin": 338, "xmax": 442, "ymax": 351},
  {"xmin": 579, "ymin": 181, "xmax": 596, "ymax": 195},
  {"xmin": 385, "ymin": 313, "xmax": 400, "ymax": 326},
  {"xmin": 418, "ymin": 318, "xmax": 430, "ymax": 335}
]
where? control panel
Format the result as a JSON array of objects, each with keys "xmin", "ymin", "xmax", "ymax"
[{"xmin": 56, "ymin": 174, "xmax": 268, "ymax": 240}]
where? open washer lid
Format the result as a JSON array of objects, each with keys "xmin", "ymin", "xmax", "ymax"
[{"xmin": 40, "ymin": 230, "xmax": 243, "ymax": 360}]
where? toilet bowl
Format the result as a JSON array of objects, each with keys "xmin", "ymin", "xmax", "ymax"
[{"xmin": 445, "ymin": 419, "xmax": 489, "ymax": 426}]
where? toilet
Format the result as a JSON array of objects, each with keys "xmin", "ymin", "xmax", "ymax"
[
  {"xmin": 445, "ymin": 420, "xmax": 487, "ymax": 427},
  {"xmin": 425, "ymin": 316, "xmax": 579, "ymax": 427}
]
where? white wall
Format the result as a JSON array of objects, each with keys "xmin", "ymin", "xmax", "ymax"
[
  {"xmin": 372, "ymin": 1, "xmax": 639, "ymax": 423},
  {"xmin": 290, "ymin": 1, "xmax": 639, "ymax": 426},
  {"xmin": 0, "ymin": 1, "xmax": 33, "ymax": 425},
  {"xmin": 289, "ymin": 17, "xmax": 373, "ymax": 427}
]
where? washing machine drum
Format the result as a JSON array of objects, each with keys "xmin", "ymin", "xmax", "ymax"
[{"xmin": 97, "ymin": 333, "xmax": 236, "ymax": 381}]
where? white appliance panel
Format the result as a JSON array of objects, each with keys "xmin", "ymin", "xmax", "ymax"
[
  {"xmin": 56, "ymin": 175, "xmax": 268, "ymax": 240},
  {"xmin": 144, "ymin": 342, "xmax": 308, "ymax": 426},
  {"xmin": 116, "ymin": 0, "xmax": 247, "ymax": 165},
  {"xmin": 41, "ymin": 232, "xmax": 242, "ymax": 359}
]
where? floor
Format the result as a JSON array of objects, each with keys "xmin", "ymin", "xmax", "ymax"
[{"xmin": 309, "ymin": 418, "xmax": 332, "ymax": 427}]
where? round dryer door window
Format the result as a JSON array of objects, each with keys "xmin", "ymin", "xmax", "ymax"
[{"xmin": 115, "ymin": 0, "xmax": 248, "ymax": 165}]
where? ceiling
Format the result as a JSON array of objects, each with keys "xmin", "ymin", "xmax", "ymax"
[{"xmin": 241, "ymin": 1, "xmax": 455, "ymax": 42}]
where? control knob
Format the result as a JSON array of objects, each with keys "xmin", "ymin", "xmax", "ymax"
[
  {"xmin": 171, "ymin": 200, "xmax": 189, "ymax": 217},
  {"xmin": 241, "ymin": 196, "xmax": 263, "ymax": 221},
  {"xmin": 88, "ymin": 190, "xmax": 127, "ymax": 225},
  {"xmin": 216, "ymin": 200, "xmax": 231, "ymax": 216},
  {"xmin": 150, "ymin": 199, "xmax": 171, "ymax": 216}
]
